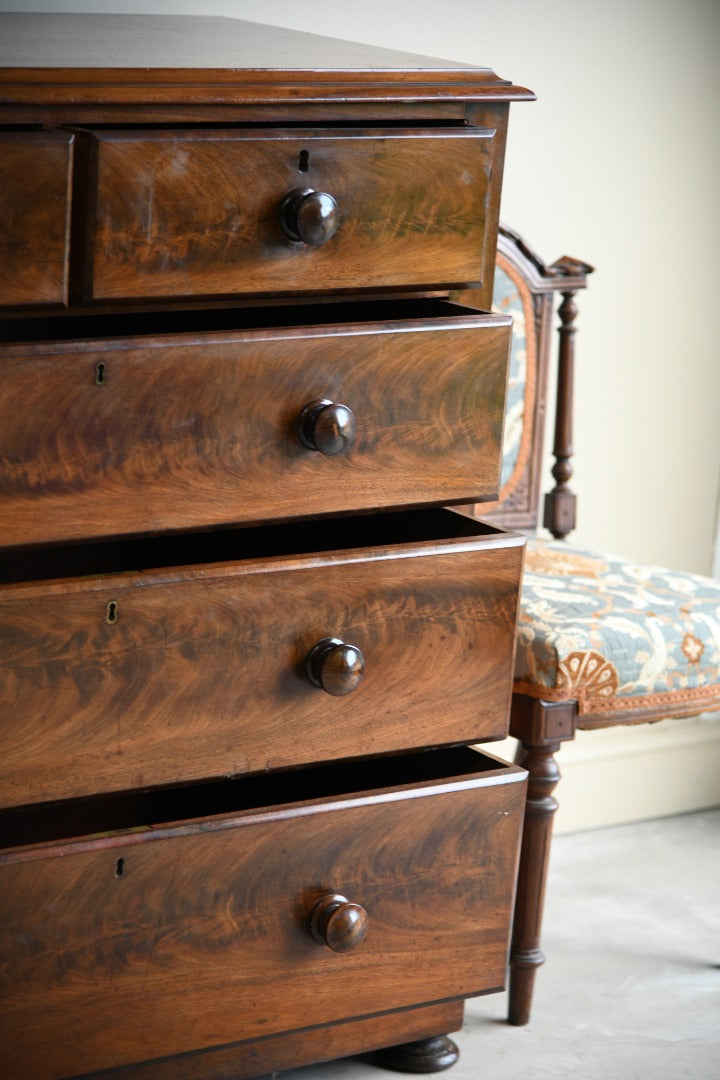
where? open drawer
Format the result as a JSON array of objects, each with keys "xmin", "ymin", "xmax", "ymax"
[
  {"xmin": 0, "ymin": 508, "xmax": 524, "ymax": 807},
  {"xmin": 0, "ymin": 299, "xmax": 510, "ymax": 547},
  {"xmin": 0, "ymin": 746, "xmax": 526, "ymax": 1079}
]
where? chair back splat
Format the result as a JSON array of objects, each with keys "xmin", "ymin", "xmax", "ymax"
[{"xmin": 478, "ymin": 224, "xmax": 593, "ymax": 538}]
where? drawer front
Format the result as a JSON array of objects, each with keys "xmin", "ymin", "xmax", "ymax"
[
  {"xmin": 0, "ymin": 309, "xmax": 510, "ymax": 547},
  {"xmin": 86, "ymin": 128, "xmax": 497, "ymax": 300},
  {"xmin": 0, "ymin": 749, "xmax": 526, "ymax": 1079},
  {"xmin": 0, "ymin": 132, "xmax": 73, "ymax": 308},
  {"xmin": 0, "ymin": 512, "xmax": 524, "ymax": 807}
]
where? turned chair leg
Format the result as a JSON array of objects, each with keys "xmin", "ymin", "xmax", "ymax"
[
  {"xmin": 508, "ymin": 696, "xmax": 577, "ymax": 1025},
  {"xmin": 508, "ymin": 740, "xmax": 562, "ymax": 1025}
]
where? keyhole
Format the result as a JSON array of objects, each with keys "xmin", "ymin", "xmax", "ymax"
[
  {"xmin": 298, "ymin": 149, "xmax": 309, "ymax": 173},
  {"xmin": 115, "ymin": 857, "xmax": 125, "ymax": 878},
  {"xmin": 95, "ymin": 362, "xmax": 106, "ymax": 385},
  {"xmin": 106, "ymin": 600, "xmax": 119, "ymax": 624}
]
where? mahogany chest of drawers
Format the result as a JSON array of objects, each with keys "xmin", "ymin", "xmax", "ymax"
[{"xmin": 0, "ymin": 14, "xmax": 531, "ymax": 1078}]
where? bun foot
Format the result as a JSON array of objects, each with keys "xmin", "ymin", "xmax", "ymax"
[{"xmin": 371, "ymin": 1034, "xmax": 460, "ymax": 1073}]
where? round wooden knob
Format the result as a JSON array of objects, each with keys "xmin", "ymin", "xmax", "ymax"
[
  {"xmin": 280, "ymin": 188, "xmax": 339, "ymax": 245},
  {"xmin": 310, "ymin": 893, "xmax": 368, "ymax": 952},
  {"xmin": 298, "ymin": 399, "xmax": 355, "ymax": 456},
  {"xmin": 305, "ymin": 637, "xmax": 365, "ymax": 696}
]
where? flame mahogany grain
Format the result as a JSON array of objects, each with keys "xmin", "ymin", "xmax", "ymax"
[
  {"xmin": 0, "ymin": 13, "xmax": 531, "ymax": 1077},
  {"xmin": 0, "ymin": 749, "xmax": 525, "ymax": 1079},
  {"xmin": 0, "ymin": 513, "xmax": 523, "ymax": 808},
  {"xmin": 0, "ymin": 308, "xmax": 510, "ymax": 547}
]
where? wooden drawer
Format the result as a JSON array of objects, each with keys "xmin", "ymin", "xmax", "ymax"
[
  {"xmin": 0, "ymin": 746, "xmax": 526, "ymax": 1079},
  {"xmin": 0, "ymin": 301, "xmax": 511, "ymax": 547},
  {"xmin": 0, "ymin": 509, "xmax": 524, "ymax": 808},
  {"xmin": 84, "ymin": 127, "xmax": 498, "ymax": 301},
  {"xmin": 0, "ymin": 131, "xmax": 73, "ymax": 308}
]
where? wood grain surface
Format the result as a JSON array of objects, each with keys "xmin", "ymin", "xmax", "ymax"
[
  {"xmin": 0, "ymin": 515, "xmax": 524, "ymax": 807},
  {"xmin": 0, "ymin": 749, "xmax": 526, "ymax": 1079},
  {"xmin": 0, "ymin": 131, "xmax": 73, "ymax": 308},
  {"xmin": 0, "ymin": 309, "xmax": 511, "ymax": 547},
  {"xmin": 0, "ymin": 14, "xmax": 534, "ymax": 110},
  {"xmin": 78, "ymin": 1003, "xmax": 465, "ymax": 1080},
  {"xmin": 86, "ymin": 128, "xmax": 495, "ymax": 301}
]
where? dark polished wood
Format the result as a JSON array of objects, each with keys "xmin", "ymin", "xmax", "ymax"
[
  {"xmin": 0, "ymin": 749, "xmax": 525, "ymax": 1079},
  {"xmin": 0, "ymin": 514, "xmax": 523, "ymax": 809},
  {"xmin": 508, "ymin": 740, "xmax": 561, "ymax": 1027},
  {"xmin": 506, "ymin": 696, "xmax": 576, "ymax": 1026},
  {"xmin": 310, "ymin": 893, "xmax": 370, "ymax": 952},
  {"xmin": 0, "ymin": 131, "xmax": 73, "ymax": 308},
  {"xmin": 305, "ymin": 638, "xmax": 366, "ymax": 697},
  {"xmin": 373, "ymin": 1035, "xmax": 460, "ymax": 1073},
  {"xmin": 0, "ymin": 14, "xmax": 531, "ymax": 1076},
  {"xmin": 470, "ymin": 227, "xmax": 593, "ymax": 534},
  {"xmin": 298, "ymin": 398, "xmax": 356, "ymax": 456},
  {"xmin": 280, "ymin": 188, "xmax": 340, "ymax": 246},
  {"xmin": 543, "ymin": 272, "xmax": 589, "ymax": 540},
  {"xmin": 0, "ymin": 307, "xmax": 511, "ymax": 547},
  {"xmin": 478, "ymin": 230, "xmax": 591, "ymax": 1026},
  {"xmin": 85, "ymin": 128, "xmax": 499, "ymax": 302},
  {"xmin": 0, "ymin": 13, "xmax": 534, "ymax": 106},
  {"xmin": 79, "ymin": 1004, "xmax": 465, "ymax": 1080}
]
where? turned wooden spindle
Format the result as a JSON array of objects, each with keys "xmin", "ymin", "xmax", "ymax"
[{"xmin": 544, "ymin": 288, "xmax": 579, "ymax": 540}]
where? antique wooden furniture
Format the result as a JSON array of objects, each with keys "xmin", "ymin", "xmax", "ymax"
[
  {"xmin": 0, "ymin": 14, "xmax": 533, "ymax": 1078},
  {"xmin": 481, "ymin": 226, "xmax": 720, "ymax": 1027}
]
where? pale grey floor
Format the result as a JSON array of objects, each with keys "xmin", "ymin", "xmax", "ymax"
[{"xmin": 267, "ymin": 810, "xmax": 720, "ymax": 1080}]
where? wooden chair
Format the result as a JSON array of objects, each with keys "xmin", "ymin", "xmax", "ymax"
[{"xmin": 475, "ymin": 225, "xmax": 720, "ymax": 1027}]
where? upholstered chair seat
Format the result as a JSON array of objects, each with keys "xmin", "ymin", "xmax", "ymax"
[{"xmin": 516, "ymin": 538, "xmax": 720, "ymax": 723}]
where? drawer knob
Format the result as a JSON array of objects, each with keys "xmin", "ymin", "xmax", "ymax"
[
  {"xmin": 280, "ymin": 188, "xmax": 339, "ymax": 245},
  {"xmin": 306, "ymin": 637, "xmax": 365, "ymax": 696},
  {"xmin": 310, "ymin": 893, "xmax": 369, "ymax": 952},
  {"xmin": 298, "ymin": 399, "xmax": 355, "ymax": 456}
]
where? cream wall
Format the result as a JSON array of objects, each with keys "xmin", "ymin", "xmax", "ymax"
[
  {"xmin": 4, "ymin": 0, "xmax": 719, "ymax": 829},
  {"xmin": 6, "ymin": 0, "xmax": 719, "ymax": 575}
]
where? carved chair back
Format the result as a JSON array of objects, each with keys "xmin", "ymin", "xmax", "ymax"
[{"xmin": 476, "ymin": 225, "xmax": 592, "ymax": 538}]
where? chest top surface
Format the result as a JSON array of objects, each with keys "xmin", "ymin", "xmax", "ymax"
[{"xmin": 0, "ymin": 12, "xmax": 533, "ymax": 105}]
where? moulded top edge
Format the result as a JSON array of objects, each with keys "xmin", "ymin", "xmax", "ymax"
[{"xmin": 0, "ymin": 13, "xmax": 534, "ymax": 105}]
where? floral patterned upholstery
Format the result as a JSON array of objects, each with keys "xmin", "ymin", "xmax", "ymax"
[
  {"xmin": 515, "ymin": 538, "xmax": 720, "ymax": 721},
  {"xmin": 493, "ymin": 262, "xmax": 528, "ymax": 491}
]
